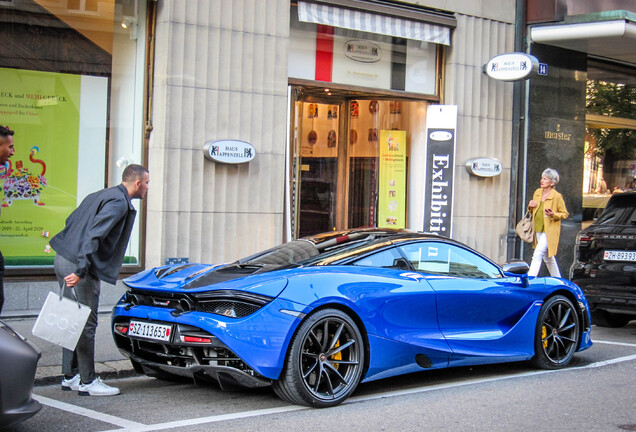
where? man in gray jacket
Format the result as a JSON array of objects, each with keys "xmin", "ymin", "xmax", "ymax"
[{"xmin": 50, "ymin": 164, "xmax": 149, "ymax": 396}]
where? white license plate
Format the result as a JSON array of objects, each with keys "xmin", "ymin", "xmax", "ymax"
[
  {"xmin": 604, "ymin": 250, "xmax": 636, "ymax": 262},
  {"xmin": 129, "ymin": 320, "xmax": 172, "ymax": 342}
]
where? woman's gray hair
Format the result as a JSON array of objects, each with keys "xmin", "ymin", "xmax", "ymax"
[{"xmin": 542, "ymin": 168, "xmax": 560, "ymax": 185}]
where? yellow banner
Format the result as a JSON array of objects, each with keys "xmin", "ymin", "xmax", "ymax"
[{"xmin": 378, "ymin": 130, "xmax": 406, "ymax": 228}]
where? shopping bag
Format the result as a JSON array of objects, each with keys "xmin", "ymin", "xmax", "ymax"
[
  {"xmin": 515, "ymin": 210, "xmax": 535, "ymax": 243},
  {"xmin": 32, "ymin": 288, "xmax": 91, "ymax": 351}
]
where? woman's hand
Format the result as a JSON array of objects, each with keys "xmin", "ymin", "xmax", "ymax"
[
  {"xmin": 544, "ymin": 208, "xmax": 555, "ymax": 218},
  {"xmin": 528, "ymin": 200, "xmax": 538, "ymax": 208}
]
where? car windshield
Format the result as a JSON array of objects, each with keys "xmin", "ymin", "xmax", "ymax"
[{"xmin": 595, "ymin": 194, "xmax": 636, "ymax": 226}]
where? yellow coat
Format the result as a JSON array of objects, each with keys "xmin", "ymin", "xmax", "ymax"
[{"xmin": 530, "ymin": 188, "xmax": 568, "ymax": 257}]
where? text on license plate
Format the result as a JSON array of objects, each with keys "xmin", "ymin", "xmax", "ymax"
[
  {"xmin": 604, "ymin": 250, "xmax": 636, "ymax": 262},
  {"xmin": 129, "ymin": 321, "xmax": 172, "ymax": 342}
]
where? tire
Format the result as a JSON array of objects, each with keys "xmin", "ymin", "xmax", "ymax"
[
  {"xmin": 273, "ymin": 308, "xmax": 365, "ymax": 408},
  {"xmin": 591, "ymin": 310, "xmax": 631, "ymax": 328},
  {"xmin": 531, "ymin": 295, "xmax": 580, "ymax": 369}
]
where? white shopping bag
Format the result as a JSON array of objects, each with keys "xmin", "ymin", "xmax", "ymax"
[{"xmin": 32, "ymin": 288, "xmax": 91, "ymax": 351}]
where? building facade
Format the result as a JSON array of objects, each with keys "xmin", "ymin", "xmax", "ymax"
[{"xmin": 1, "ymin": 0, "xmax": 633, "ymax": 315}]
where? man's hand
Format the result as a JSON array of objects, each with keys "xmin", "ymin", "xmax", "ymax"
[{"xmin": 64, "ymin": 273, "xmax": 81, "ymax": 287}]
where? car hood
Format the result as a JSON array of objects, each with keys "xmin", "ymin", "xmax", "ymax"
[{"xmin": 123, "ymin": 263, "xmax": 290, "ymax": 298}]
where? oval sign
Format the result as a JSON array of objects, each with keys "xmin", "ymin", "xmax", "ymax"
[
  {"xmin": 484, "ymin": 53, "xmax": 539, "ymax": 81},
  {"xmin": 344, "ymin": 40, "xmax": 382, "ymax": 63},
  {"xmin": 466, "ymin": 157, "xmax": 503, "ymax": 177},
  {"xmin": 203, "ymin": 140, "xmax": 255, "ymax": 164},
  {"xmin": 429, "ymin": 131, "xmax": 453, "ymax": 141}
]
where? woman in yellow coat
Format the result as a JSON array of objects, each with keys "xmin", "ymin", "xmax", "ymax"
[{"xmin": 527, "ymin": 168, "xmax": 569, "ymax": 277}]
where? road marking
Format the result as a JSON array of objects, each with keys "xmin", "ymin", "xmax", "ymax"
[
  {"xmin": 42, "ymin": 352, "xmax": 636, "ymax": 432},
  {"xmin": 593, "ymin": 339, "xmax": 636, "ymax": 348},
  {"xmin": 33, "ymin": 394, "xmax": 144, "ymax": 429}
]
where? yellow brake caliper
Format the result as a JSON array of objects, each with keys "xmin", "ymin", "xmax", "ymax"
[
  {"xmin": 332, "ymin": 339, "xmax": 342, "ymax": 369},
  {"xmin": 542, "ymin": 325, "xmax": 548, "ymax": 348}
]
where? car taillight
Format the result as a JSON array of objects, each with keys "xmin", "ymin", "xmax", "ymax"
[
  {"xmin": 578, "ymin": 234, "xmax": 592, "ymax": 246},
  {"xmin": 114, "ymin": 324, "xmax": 128, "ymax": 334},
  {"xmin": 181, "ymin": 336, "xmax": 212, "ymax": 343}
]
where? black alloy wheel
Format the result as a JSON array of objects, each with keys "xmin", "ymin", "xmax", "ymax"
[
  {"xmin": 532, "ymin": 295, "xmax": 580, "ymax": 369},
  {"xmin": 273, "ymin": 308, "xmax": 365, "ymax": 407}
]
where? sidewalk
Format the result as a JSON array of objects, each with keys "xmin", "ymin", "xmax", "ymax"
[{"xmin": 2, "ymin": 311, "xmax": 138, "ymax": 386}]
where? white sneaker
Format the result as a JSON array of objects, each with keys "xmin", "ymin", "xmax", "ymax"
[
  {"xmin": 61, "ymin": 374, "xmax": 81, "ymax": 391},
  {"xmin": 78, "ymin": 377, "xmax": 120, "ymax": 396}
]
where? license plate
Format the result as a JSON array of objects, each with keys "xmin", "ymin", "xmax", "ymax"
[
  {"xmin": 128, "ymin": 320, "xmax": 172, "ymax": 342},
  {"xmin": 604, "ymin": 250, "xmax": 636, "ymax": 262}
]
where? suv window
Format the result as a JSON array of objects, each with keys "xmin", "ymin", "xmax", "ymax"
[{"xmin": 595, "ymin": 194, "xmax": 636, "ymax": 226}]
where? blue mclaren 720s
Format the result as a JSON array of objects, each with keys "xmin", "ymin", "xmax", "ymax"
[{"xmin": 112, "ymin": 228, "xmax": 592, "ymax": 407}]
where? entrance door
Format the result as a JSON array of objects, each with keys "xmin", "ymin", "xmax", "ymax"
[{"xmin": 289, "ymin": 86, "xmax": 427, "ymax": 238}]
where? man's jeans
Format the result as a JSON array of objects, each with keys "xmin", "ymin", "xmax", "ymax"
[{"xmin": 54, "ymin": 254, "xmax": 101, "ymax": 384}]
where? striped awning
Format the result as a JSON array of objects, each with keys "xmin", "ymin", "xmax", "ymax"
[{"xmin": 298, "ymin": 1, "xmax": 452, "ymax": 46}]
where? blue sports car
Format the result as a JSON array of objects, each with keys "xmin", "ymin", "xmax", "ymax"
[{"xmin": 112, "ymin": 229, "xmax": 593, "ymax": 407}]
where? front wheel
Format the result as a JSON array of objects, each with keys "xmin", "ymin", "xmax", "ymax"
[
  {"xmin": 531, "ymin": 295, "xmax": 580, "ymax": 369},
  {"xmin": 273, "ymin": 308, "xmax": 365, "ymax": 408}
]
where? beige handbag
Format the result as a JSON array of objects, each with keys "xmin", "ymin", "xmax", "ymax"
[{"xmin": 515, "ymin": 210, "xmax": 535, "ymax": 243}]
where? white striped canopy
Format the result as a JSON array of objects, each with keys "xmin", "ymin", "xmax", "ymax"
[{"xmin": 298, "ymin": 1, "xmax": 452, "ymax": 46}]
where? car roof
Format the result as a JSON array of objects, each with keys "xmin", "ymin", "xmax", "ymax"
[{"xmin": 299, "ymin": 228, "xmax": 479, "ymax": 266}]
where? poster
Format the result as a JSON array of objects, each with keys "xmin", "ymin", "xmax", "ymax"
[
  {"xmin": 423, "ymin": 105, "xmax": 457, "ymax": 236},
  {"xmin": 0, "ymin": 67, "xmax": 107, "ymax": 266},
  {"xmin": 378, "ymin": 130, "xmax": 406, "ymax": 229}
]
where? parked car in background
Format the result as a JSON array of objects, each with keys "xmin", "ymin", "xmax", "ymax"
[
  {"xmin": 570, "ymin": 191, "xmax": 636, "ymax": 327},
  {"xmin": 0, "ymin": 320, "xmax": 41, "ymax": 429},
  {"xmin": 113, "ymin": 228, "xmax": 592, "ymax": 407}
]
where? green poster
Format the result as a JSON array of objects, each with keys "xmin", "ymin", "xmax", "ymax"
[
  {"xmin": 378, "ymin": 130, "xmax": 406, "ymax": 229},
  {"xmin": 0, "ymin": 67, "xmax": 80, "ymax": 265}
]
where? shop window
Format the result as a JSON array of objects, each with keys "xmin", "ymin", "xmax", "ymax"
[
  {"xmin": 0, "ymin": 0, "xmax": 147, "ymax": 270},
  {"xmin": 289, "ymin": 89, "xmax": 430, "ymax": 238},
  {"xmin": 584, "ymin": 61, "xmax": 636, "ymax": 226}
]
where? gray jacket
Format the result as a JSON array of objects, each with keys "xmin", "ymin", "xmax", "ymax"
[{"xmin": 50, "ymin": 184, "xmax": 137, "ymax": 284}]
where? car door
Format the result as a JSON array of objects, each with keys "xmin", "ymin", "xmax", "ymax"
[
  {"xmin": 396, "ymin": 241, "xmax": 536, "ymax": 363},
  {"xmin": 350, "ymin": 247, "xmax": 450, "ymax": 367}
]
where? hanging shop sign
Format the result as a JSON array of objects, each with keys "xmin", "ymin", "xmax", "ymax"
[
  {"xmin": 465, "ymin": 157, "xmax": 503, "ymax": 178},
  {"xmin": 484, "ymin": 53, "xmax": 539, "ymax": 81},
  {"xmin": 203, "ymin": 140, "xmax": 256, "ymax": 164},
  {"xmin": 423, "ymin": 105, "xmax": 457, "ymax": 237}
]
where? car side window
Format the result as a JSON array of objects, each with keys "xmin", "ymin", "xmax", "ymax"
[
  {"xmin": 352, "ymin": 248, "xmax": 409, "ymax": 270},
  {"xmin": 397, "ymin": 242, "xmax": 502, "ymax": 279}
]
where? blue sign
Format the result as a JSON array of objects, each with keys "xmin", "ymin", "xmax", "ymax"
[{"xmin": 538, "ymin": 63, "xmax": 548, "ymax": 76}]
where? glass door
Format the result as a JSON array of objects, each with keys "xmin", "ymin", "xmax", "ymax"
[{"xmin": 291, "ymin": 95, "xmax": 344, "ymax": 238}]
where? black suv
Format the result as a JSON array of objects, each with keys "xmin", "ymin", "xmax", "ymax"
[{"xmin": 570, "ymin": 191, "xmax": 636, "ymax": 327}]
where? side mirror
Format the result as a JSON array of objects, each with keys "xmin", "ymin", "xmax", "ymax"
[{"xmin": 502, "ymin": 261, "xmax": 529, "ymax": 287}]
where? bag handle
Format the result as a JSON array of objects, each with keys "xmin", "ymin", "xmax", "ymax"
[{"xmin": 59, "ymin": 282, "xmax": 83, "ymax": 309}]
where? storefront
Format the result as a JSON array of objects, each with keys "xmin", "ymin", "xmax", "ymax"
[
  {"xmin": 286, "ymin": 0, "xmax": 454, "ymax": 238},
  {"xmin": 524, "ymin": 0, "xmax": 636, "ymax": 273},
  {"xmin": 2, "ymin": 0, "xmax": 520, "ymax": 316},
  {"xmin": 0, "ymin": 0, "xmax": 150, "ymax": 276}
]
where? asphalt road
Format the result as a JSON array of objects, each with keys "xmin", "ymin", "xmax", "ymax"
[{"xmin": 8, "ymin": 322, "xmax": 636, "ymax": 432}]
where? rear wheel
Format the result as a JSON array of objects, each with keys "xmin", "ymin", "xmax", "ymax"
[
  {"xmin": 273, "ymin": 308, "xmax": 364, "ymax": 407},
  {"xmin": 532, "ymin": 295, "xmax": 580, "ymax": 369},
  {"xmin": 591, "ymin": 310, "xmax": 631, "ymax": 328}
]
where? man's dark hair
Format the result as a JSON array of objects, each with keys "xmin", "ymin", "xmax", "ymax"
[
  {"xmin": 0, "ymin": 125, "xmax": 14, "ymax": 137},
  {"xmin": 122, "ymin": 164, "xmax": 148, "ymax": 182}
]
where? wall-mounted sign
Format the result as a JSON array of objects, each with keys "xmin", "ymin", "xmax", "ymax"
[
  {"xmin": 344, "ymin": 40, "xmax": 382, "ymax": 63},
  {"xmin": 484, "ymin": 53, "xmax": 539, "ymax": 81},
  {"xmin": 203, "ymin": 140, "xmax": 256, "ymax": 164},
  {"xmin": 466, "ymin": 157, "xmax": 503, "ymax": 178}
]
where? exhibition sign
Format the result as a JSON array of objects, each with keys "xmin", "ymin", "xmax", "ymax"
[{"xmin": 378, "ymin": 130, "xmax": 406, "ymax": 229}]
